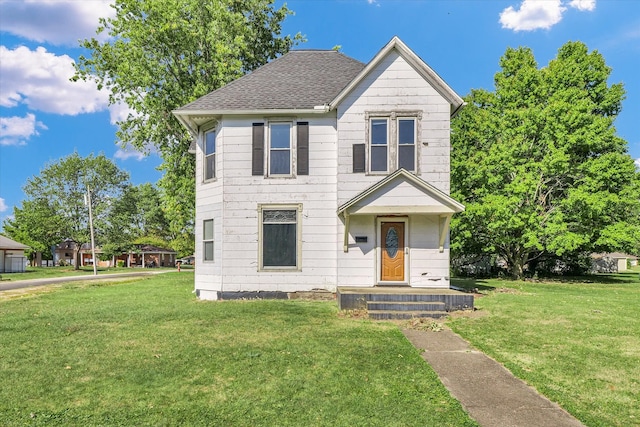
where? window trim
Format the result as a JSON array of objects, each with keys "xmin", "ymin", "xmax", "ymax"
[
  {"xmin": 202, "ymin": 123, "xmax": 217, "ymax": 182},
  {"xmin": 369, "ymin": 117, "xmax": 389, "ymax": 173},
  {"xmin": 257, "ymin": 204, "xmax": 302, "ymax": 271},
  {"xmin": 203, "ymin": 219, "xmax": 214, "ymax": 262},
  {"xmin": 364, "ymin": 111, "xmax": 422, "ymax": 175},
  {"xmin": 397, "ymin": 117, "xmax": 417, "ymax": 172},
  {"xmin": 267, "ymin": 122, "xmax": 293, "ymax": 176}
]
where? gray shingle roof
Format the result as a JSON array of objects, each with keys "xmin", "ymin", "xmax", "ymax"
[
  {"xmin": 177, "ymin": 50, "xmax": 365, "ymax": 112},
  {"xmin": 0, "ymin": 235, "xmax": 30, "ymax": 250}
]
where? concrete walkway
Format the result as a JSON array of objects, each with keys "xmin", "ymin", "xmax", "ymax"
[
  {"xmin": 0, "ymin": 270, "xmax": 173, "ymax": 292},
  {"xmin": 402, "ymin": 327, "xmax": 585, "ymax": 427}
]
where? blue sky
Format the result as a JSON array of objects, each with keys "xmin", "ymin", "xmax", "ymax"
[{"xmin": 1, "ymin": 0, "xmax": 639, "ymax": 229}]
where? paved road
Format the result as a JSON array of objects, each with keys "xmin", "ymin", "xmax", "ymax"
[{"xmin": 0, "ymin": 270, "xmax": 173, "ymax": 292}]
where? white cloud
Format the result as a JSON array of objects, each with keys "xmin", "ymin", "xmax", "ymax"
[
  {"xmin": 0, "ymin": 197, "xmax": 7, "ymax": 213},
  {"xmin": 568, "ymin": 0, "xmax": 595, "ymax": 12},
  {"xmin": 500, "ymin": 0, "xmax": 596, "ymax": 32},
  {"xmin": 0, "ymin": 0, "xmax": 115, "ymax": 46},
  {"xmin": 500, "ymin": 0, "xmax": 566, "ymax": 31},
  {"xmin": 0, "ymin": 45, "xmax": 110, "ymax": 115},
  {"xmin": 114, "ymin": 148, "xmax": 146, "ymax": 161},
  {"xmin": 635, "ymin": 158, "xmax": 640, "ymax": 169},
  {"xmin": 0, "ymin": 113, "xmax": 47, "ymax": 146}
]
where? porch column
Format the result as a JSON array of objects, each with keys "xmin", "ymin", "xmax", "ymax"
[
  {"xmin": 343, "ymin": 212, "xmax": 350, "ymax": 253},
  {"xmin": 438, "ymin": 214, "xmax": 452, "ymax": 253}
]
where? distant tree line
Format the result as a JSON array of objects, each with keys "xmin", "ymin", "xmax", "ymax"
[{"xmin": 2, "ymin": 152, "xmax": 186, "ymax": 268}]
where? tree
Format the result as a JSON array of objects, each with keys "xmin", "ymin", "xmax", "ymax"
[
  {"xmin": 101, "ymin": 183, "xmax": 173, "ymax": 257},
  {"xmin": 4, "ymin": 153, "xmax": 130, "ymax": 269},
  {"xmin": 451, "ymin": 41, "xmax": 640, "ymax": 278},
  {"xmin": 73, "ymin": 0, "xmax": 302, "ymax": 255},
  {"xmin": 2, "ymin": 199, "xmax": 65, "ymax": 263}
]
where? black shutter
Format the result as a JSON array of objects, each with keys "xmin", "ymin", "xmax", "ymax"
[
  {"xmin": 353, "ymin": 144, "xmax": 366, "ymax": 173},
  {"xmin": 252, "ymin": 123, "xmax": 264, "ymax": 176},
  {"xmin": 297, "ymin": 122, "xmax": 309, "ymax": 175}
]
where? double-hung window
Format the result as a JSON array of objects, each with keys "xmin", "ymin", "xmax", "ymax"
[
  {"xmin": 369, "ymin": 118, "xmax": 389, "ymax": 172},
  {"xmin": 203, "ymin": 219, "xmax": 214, "ymax": 261},
  {"xmin": 398, "ymin": 118, "xmax": 416, "ymax": 171},
  {"xmin": 269, "ymin": 123, "xmax": 292, "ymax": 175},
  {"xmin": 259, "ymin": 204, "xmax": 301, "ymax": 270},
  {"xmin": 204, "ymin": 130, "xmax": 216, "ymax": 181},
  {"xmin": 354, "ymin": 113, "xmax": 420, "ymax": 174}
]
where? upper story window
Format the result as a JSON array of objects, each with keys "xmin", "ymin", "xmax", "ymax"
[
  {"xmin": 398, "ymin": 118, "xmax": 416, "ymax": 171},
  {"xmin": 204, "ymin": 130, "xmax": 216, "ymax": 181},
  {"xmin": 353, "ymin": 112, "xmax": 421, "ymax": 174},
  {"xmin": 370, "ymin": 118, "xmax": 389, "ymax": 172},
  {"xmin": 252, "ymin": 122, "xmax": 309, "ymax": 177},
  {"xmin": 269, "ymin": 123, "xmax": 292, "ymax": 175}
]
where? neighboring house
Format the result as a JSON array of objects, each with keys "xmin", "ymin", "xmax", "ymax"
[
  {"xmin": 54, "ymin": 240, "xmax": 177, "ymax": 268},
  {"xmin": 0, "ymin": 235, "xmax": 29, "ymax": 273},
  {"xmin": 591, "ymin": 252, "xmax": 638, "ymax": 273},
  {"xmin": 116, "ymin": 245, "xmax": 177, "ymax": 268},
  {"xmin": 52, "ymin": 240, "xmax": 106, "ymax": 267},
  {"xmin": 53, "ymin": 239, "xmax": 80, "ymax": 266},
  {"xmin": 173, "ymin": 36, "xmax": 465, "ymax": 301}
]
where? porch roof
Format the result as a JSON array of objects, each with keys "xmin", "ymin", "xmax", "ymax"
[
  {"xmin": 337, "ymin": 169, "xmax": 464, "ymax": 253},
  {"xmin": 337, "ymin": 169, "xmax": 465, "ymax": 217}
]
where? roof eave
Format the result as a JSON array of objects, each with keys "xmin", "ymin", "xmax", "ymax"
[
  {"xmin": 173, "ymin": 107, "xmax": 331, "ymax": 117},
  {"xmin": 172, "ymin": 111, "xmax": 199, "ymax": 137}
]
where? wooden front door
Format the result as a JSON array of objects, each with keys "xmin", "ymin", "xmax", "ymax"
[{"xmin": 381, "ymin": 222, "xmax": 405, "ymax": 282}]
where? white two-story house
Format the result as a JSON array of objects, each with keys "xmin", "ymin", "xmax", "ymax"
[{"xmin": 174, "ymin": 37, "xmax": 466, "ymax": 304}]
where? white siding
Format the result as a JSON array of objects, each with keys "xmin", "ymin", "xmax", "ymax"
[
  {"xmin": 336, "ymin": 49, "xmax": 452, "ymax": 206},
  {"xmin": 334, "ymin": 48, "xmax": 453, "ymax": 289},
  {"xmin": 408, "ymin": 216, "xmax": 451, "ymax": 288},
  {"xmin": 194, "ymin": 115, "xmax": 340, "ymax": 295}
]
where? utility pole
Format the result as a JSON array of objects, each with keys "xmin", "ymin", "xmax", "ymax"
[{"xmin": 85, "ymin": 186, "xmax": 98, "ymax": 276}]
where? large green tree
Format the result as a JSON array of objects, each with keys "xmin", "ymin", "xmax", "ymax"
[
  {"xmin": 451, "ymin": 41, "xmax": 640, "ymax": 278},
  {"xmin": 73, "ymin": 0, "xmax": 301, "ymax": 254},
  {"xmin": 3, "ymin": 153, "xmax": 130, "ymax": 269},
  {"xmin": 101, "ymin": 183, "xmax": 173, "ymax": 258}
]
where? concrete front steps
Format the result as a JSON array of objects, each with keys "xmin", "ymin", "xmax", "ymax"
[{"xmin": 337, "ymin": 286, "xmax": 474, "ymax": 320}]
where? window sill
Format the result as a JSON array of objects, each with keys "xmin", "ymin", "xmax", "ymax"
[{"xmin": 259, "ymin": 267, "xmax": 301, "ymax": 272}]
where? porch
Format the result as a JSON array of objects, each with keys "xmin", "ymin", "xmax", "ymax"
[{"xmin": 337, "ymin": 286, "xmax": 474, "ymax": 320}]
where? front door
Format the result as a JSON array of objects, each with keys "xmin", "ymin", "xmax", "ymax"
[{"xmin": 381, "ymin": 222, "xmax": 405, "ymax": 282}]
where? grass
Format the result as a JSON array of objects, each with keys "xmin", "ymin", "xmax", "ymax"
[
  {"xmin": 449, "ymin": 272, "xmax": 640, "ymax": 427},
  {"xmin": 0, "ymin": 266, "xmax": 176, "ymax": 281},
  {"xmin": 0, "ymin": 273, "xmax": 476, "ymax": 426}
]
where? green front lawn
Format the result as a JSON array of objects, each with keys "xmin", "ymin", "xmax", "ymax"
[
  {"xmin": 450, "ymin": 273, "xmax": 640, "ymax": 427},
  {"xmin": 0, "ymin": 273, "xmax": 476, "ymax": 426}
]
